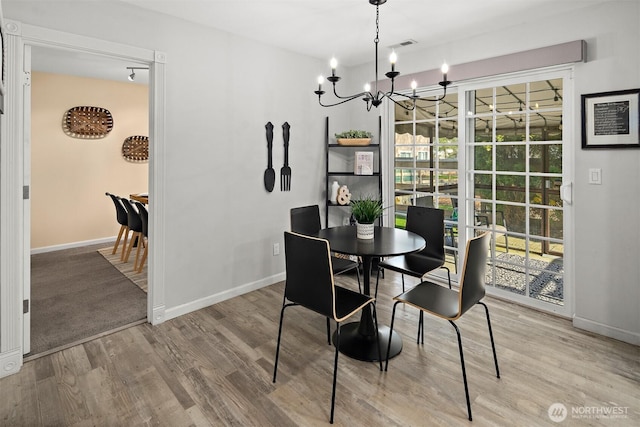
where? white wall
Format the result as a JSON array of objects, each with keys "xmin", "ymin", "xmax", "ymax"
[
  {"xmin": 348, "ymin": 0, "xmax": 640, "ymax": 344},
  {"xmin": 3, "ymin": 1, "xmax": 336, "ymax": 312}
]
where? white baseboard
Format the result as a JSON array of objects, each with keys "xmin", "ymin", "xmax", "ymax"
[
  {"xmin": 0, "ymin": 349, "xmax": 23, "ymax": 378},
  {"xmin": 31, "ymin": 237, "xmax": 116, "ymax": 255},
  {"xmin": 573, "ymin": 316, "xmax": 640, "ymax": 346},
  {"xmin": 164, "ymin": 273, "xmax": 286, "ymax": 322}
]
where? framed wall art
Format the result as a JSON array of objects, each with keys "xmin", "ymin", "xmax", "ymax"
[{"xmin": 581, "ymin": 88, "xmax": 640, "ymax": 149}]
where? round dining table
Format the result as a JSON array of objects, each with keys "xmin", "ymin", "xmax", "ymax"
[{"xmin": 316, "ymin": 225, "xmax": 426, "ymax": 361}]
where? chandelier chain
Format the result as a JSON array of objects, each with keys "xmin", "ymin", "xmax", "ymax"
[{"xmin": 374, "ymin": 5, "xmax": 380, "ymax": 44}]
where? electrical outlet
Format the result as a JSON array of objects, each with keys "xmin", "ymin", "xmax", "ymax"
[{"xmin": 273, "ymin": 243, "xmax": 280, "ymax": 256}]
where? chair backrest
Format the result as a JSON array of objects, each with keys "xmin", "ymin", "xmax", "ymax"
[
  {"xmin": 284, "ymin": 231, "xmax": 335, "ymax": 319},
  {"xmin": 406, "ymin": 205, "xmax": 445, "ymax": 261},
  {"xmin": 458, "ymin": 232, "xmax": 491, "ymax": 316},
  {"xmin": 134, "ymin": 201, "xmax": 148, "ymax": 237},
  {"xmin": 120, "ymin": 198, "xmax": 143, "ymax": 232},
  {"xmin": 106, "ymin": 192, "xmax": 128, "ymax": 226},
  {"xmin": 290, "ymin": 205, "xmax": 322, "ymax": 235}
]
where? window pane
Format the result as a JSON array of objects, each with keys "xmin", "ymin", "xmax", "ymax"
[
  {"xmin": 496, "ymin": 114, "xmax": 525, "ymax": 142},
  {"xmin": 529, "ymin": 144, "xmax": 562, "ymax": 173},
  {"xmin": 496, "ymin": 144, "xmax": 526, "ymax": 172},
  {"xmin": 473, "ymin": 173, "xmax": 492, "ymax": 200},
  {"xmin": 475, "ymin": 88, "xmax": 493, "ymax": 114},
  {"xmin": 395, "ymin": 130, "xmax": 413, "ymax": 145},
  {"xmin": 394, "ymin": 168, "xmax": 416, "ymax": 189},
  {"xmin": 416, "ymin": 122, "xmax": 436, "ymax": 144},
  {"xmin": 496, "ymin": 83, "xmax": 526, "ymax": 113},
  {"xmin": 496, "ymin": 174, "xmax": 526, "ymax": 203},
  {"xmin": 473, "ymin": 145, "xmax": 493, "ymax": 171}
]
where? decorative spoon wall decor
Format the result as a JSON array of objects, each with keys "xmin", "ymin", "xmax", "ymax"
[{"xmin": 264, "ymin": 122, "xmax": 275, "ymax": 192}]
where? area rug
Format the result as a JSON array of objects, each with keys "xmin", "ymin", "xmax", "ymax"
[
  {"xmin": 98, "ymin": 246, "xmax": 147, "ymax": 292},
  {"xmin": 490, "ymin": 253, "xmax": 564, "ymax": 304},
  {"xmin": 29, "ymin": 249, "xmax": 147, "ymax": 357}
]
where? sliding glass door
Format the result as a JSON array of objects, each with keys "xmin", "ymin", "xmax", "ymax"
[{"xmin": 390, "ymin": 68, "xmax": 572, "ymax": 315}]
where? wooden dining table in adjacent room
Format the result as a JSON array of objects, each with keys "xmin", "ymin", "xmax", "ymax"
[{"xmin": 129, "ymin": 193, "xmax": 148, "ymax": 204}]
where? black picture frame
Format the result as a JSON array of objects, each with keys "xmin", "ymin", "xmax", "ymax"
[{"xmin": 581, "ymin": 88, "xmax": 640, "ymax": 149}]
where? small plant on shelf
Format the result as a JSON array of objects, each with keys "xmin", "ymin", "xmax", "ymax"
[
  {"xmin": 350, "ymin": 194, "xmax": 384, "ymax": 224},
  {"xmin": 334, "ymin": 130, "xmax": 373, "ymax": 139}
]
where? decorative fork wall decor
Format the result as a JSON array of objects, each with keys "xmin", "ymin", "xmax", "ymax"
[{"xmin": 281, "ymin": 122, "xmax": 291, "ymax": 191}]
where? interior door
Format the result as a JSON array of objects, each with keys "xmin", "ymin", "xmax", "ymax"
[{"xmin": 22, "ymin": 44, "xmax": 32, "ymax": 354}]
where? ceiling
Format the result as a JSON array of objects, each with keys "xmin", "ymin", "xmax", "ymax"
[{"xmin": 32, "ymin": 0, "xmax": 604, "ymax": 83}]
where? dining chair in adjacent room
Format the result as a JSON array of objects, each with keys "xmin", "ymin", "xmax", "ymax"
[
  {"xmin": 105, "ymin": 192, "xmax": 128, "ymax": 256},
  {"xmin": 273, "ymin": 231, "xmax": 382, "ymax": 424},
  {"xmin": 120, "ymin": 198, "xmax": 143, "ymax": 263},
  {"xmin": 290, "ymin": 205, "xmax": 361, "ymax": 292},
  {"xmin": 133, "ymin": 201, "xmax": 148, "ymax": 273},
  {"xmin": 384, "ymin": 232, "xmax": 500, "ymax": 421}
]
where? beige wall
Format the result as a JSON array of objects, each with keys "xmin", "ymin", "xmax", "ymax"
[{"xmin": 31, "ymin": 72, "xmax": 148, "ymax": 249}]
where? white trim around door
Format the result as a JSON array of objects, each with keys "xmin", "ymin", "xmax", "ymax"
[{"xmin": 0, "ymin": 20, "xmax": 167, "ymax": 378}]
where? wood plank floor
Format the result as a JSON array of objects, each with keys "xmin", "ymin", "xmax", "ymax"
[{"xmin": 1, "ymin": 271, "xmax": 638, "ymax": 426}]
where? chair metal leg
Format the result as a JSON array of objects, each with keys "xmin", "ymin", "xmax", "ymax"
[
  {"xmin": 384, "ymin": 301, "xmax": 401, "ymax": 371},
  {"xmin": 330, "ymin": 322, "xmax": 341, "ymax": 424},
  {"xmin": 374, "ymin": 267, "xmax": 381, "ymax": 300},
  {"xmin": 448, "ymin": 320, "xmax": 472, "ymax": 421},
  {"xmin": 479, "ymin": 302, "xmax": 500, "ymax": 378},
  {"xmin": 355, "ymin": 264, "xmax": 362, "ymax": 294},
  {"xmin": 401, "ymin": 274, "xmax": 405, "ymax": 292},
  {"xmin": 326, "ymin": 317, "xmax": 331, "ymax": 345},
  {"xmin": 417, "ymin": 311, "xmax": 424, "ymax": 344},
  {"xmin": 273, "ymin": 300, "xmax": 296, "ymax": 383},
  {"xmin": 444, "ymin": 266, "xmax": 452, "ymax": 289}
]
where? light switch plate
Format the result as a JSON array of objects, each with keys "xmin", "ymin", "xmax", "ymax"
[{"xmin": 588, "ymin": 168, "xmax": 602, "ymax": 185}]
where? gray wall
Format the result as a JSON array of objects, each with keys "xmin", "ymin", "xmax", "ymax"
[
  {"xmin": 348, "ymin": 0, "xmax": 640, "ymax": 343},
  {"xmin": 4, "ymin": 0, "xmax": 639, "ymax": 344}
]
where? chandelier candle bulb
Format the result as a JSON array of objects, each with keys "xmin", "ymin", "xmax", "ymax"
[
  {"xmin": 411, "ymin": 80, "xmax": 417, "ymax": 97},
  {"xmin": 441, "ymin": 63, "xmax": 449, "ymax": 82},
  {"xmin": 317, "ymin": 76, "xmax": 324, "ymax": 92},
  {"xmin": 389, "ymin": 51, "xmax": 397, "ymax": 72}
]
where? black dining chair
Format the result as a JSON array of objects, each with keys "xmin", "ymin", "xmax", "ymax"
[
  {"xmin": 105, "ymin": 192, "xmax": 128, "ymax": 256},
  {"xmin": 376, "ymin": 206, "xmax": 452, "ymax": 342},
  {"xmin": 273, "ymin": 231, "xmax": 382, "ymax": 424},
  {"xmin": 290, "ymin": 205, "xmax": 361, "ymax": 293},
  {"xmin": 133, "ymin": 201, "xmax": 148, "ymax": 273},
  {"xmin": 384, "ymin": 232, "xmax": 500, "ymax": 421},
  {"xmin": 120, "ymin": 198, "xmax": 143, "ymax": 263}
]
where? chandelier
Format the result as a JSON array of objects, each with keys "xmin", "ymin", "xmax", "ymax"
[{"xmin": 314, "ymin": 0, "xmax": 451, "ymax": 111}]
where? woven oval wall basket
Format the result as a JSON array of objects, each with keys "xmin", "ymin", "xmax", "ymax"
[
  {"xmin": 62, "ymin": 106, "xmax": 114, "ymax": 139},
  {"xmin": 122, "ymin": 135, "xmax": 149, "ymax": 162}
]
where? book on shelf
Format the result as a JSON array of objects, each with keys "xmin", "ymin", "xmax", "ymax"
[{"xmin": 354, "ymin": 151, "xmax": 374, "ymax": 175}]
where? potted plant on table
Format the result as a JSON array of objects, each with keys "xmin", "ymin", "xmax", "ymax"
[
  {"xmin": 335, "ymin": 129, "xmax": 373, "ymax": 146},
  {"xmin": 350, "ymin": 194, "xmax": 384, "ymax": 240}
]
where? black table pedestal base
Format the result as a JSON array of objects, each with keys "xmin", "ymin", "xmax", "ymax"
[{"xmin": 332, "ymin": 322, "xmax": 402, "ymax": 362}]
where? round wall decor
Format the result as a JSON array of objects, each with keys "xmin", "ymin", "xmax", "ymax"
[
  {"xmin": 122, "ymin": 135, "xmax": 149, "ymax": 162},
  {"xmin": 63, "ymin": 106, "xmax": 113, "ymax": 138}
]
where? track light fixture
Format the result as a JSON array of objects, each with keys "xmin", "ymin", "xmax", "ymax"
[
  {"xmin": 126, "ymin": 67, "xmax": 149, "ymax": 82},
  {"xmin": 314, "ymin": 0, "xmax": 451, "ymax": 111}
]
